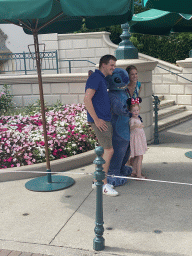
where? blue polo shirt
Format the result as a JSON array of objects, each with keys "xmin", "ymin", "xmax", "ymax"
[{"xmin": 85, "ymin": 69, "xmax": 111, "ymax": 123}]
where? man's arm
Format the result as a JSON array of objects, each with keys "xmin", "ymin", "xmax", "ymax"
[{"xmin": 84, "ymin": 88, "xmax": 108, "ymax": 132}]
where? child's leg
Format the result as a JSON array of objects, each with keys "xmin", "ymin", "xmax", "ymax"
[
  {"xmin": 136, "ymin": 155, "xmax": 144, "ymax": 178},
  {"xmin": 131, "ymin": 156, "xmax": 137, "ymax": 176}
]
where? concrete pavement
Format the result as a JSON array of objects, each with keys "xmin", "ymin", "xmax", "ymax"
[{"xmin": 0, "ymin": 120, "xmax": 192, "ymax": 256}]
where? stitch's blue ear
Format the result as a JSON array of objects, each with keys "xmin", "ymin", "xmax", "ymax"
[
  {"xmin": 105, "ymin": 75, "xmax": 113, "ymax": 89},
  {"xmin": 106, "ymin": 68, "xmax": 129, "ymax": 91}
]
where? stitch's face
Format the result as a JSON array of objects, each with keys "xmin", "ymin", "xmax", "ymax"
[{"xmin": 105, "ymin": 68, "xmax": 129, "ymax": 91}]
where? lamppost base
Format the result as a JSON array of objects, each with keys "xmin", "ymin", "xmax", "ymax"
[
  {"xmin": 25, "ymin": 175, "xmax": 75, "ymax": 192},
  {"xmin": 93, "ymin": 237, "xmax": 105, "ymax": 251},
  {"xmin": 185, "ymin": 151, "xmax": 192, "ymax": 159}
]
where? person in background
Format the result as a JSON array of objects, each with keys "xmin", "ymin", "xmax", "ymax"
[
  {"xmin": 84, "ymin": 54, "xmax": 119, "ymax": 197},
  {"xmin": 126, "ymin": 65, "xmax": 142, "ymax": 99}
]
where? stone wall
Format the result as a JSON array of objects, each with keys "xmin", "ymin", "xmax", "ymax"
[
  {"xmin": 139, "ymin": 53, "xmax": 192, "ymax": 109},
  {"xmin": 40, "ymin": 32, "xmax": 117, "ymax": 74},
  {"xmin": 0, "ymin": 74, "xmax": 88, "ymax": 107}
]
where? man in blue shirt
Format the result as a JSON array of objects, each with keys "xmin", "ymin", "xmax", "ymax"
[{"xmin": 84, "ymin": 55, "xmax": 119, "ymax": 196}]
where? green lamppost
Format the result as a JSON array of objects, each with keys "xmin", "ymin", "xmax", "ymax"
[
  {"xmin": 93, "ymin": 146, "xmax": 105, "ymax": 251},
  {"xmin": 152, "ymin": 95, "xmax": 160, "ymax": 144},
  {"xmin": 115, "ymin": 22, "xmax": 138, "ymax": 60}
]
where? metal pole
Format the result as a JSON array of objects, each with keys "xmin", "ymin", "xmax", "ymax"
[
  {"xmin": 153, "ymin": 95, "xmax": 160, "ymax": 145},
  {"xmin": 93, "ymin": 146, "xmax": 105, "ymax": 251},
  {"xmin": 33, "ymin": 31, "xmax": 52, "ymax": 182},
  {"xmin": 69, "ymin": 60, "xmax": 71, "ymax": 73},
  {"xmin": 23, "ymin": 51, "xmax": 27, "ymax": 75},
  {"xmin": 55, "ymin": 50, "xmax": 59, "ymax": 74}
]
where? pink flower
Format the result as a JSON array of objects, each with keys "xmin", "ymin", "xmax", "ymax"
[{"xmin": 7, "ymin": 157, "xmax": 12, "ymax": 162}]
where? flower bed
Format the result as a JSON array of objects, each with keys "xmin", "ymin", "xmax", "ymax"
[{"xmin": 0, "ymin": 103, "xmax": 97, "ymax": 169}]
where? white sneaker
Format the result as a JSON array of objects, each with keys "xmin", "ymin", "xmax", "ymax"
[
  {"xmin": 103, "ymin": 184, "xmax": 119, "ymax": 197},
  {"xmin": 92, "ymin": 182, "xmax": 114, "ymax": 189}
]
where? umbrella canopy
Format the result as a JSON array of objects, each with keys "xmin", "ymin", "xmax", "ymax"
[
  {"xmin": 142, "ymin": 0, "xmax": 192, "ymax": 15},
  {"xmin": 0, "ymin": 0, "xmax": 133, "ymax": 34},
  {"xmin": 129, "ymin": 9, "xmax": 192, "ymax": 35}
]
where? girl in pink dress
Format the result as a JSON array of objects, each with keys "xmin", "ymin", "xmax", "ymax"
[{"xmin": 127, "ymin": 97, "xmax": 147, "ymax": 179}]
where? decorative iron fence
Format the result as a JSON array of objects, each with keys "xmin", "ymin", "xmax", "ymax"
[
  {"xmin": 0, "ymin": 51, "xmax": 96, "ymax": 75},
  {"xmin": 0, "ymin": 51, "xmax": 59, "ymax": 75},
  {"xmin": 59, "ymin": 59, "xmax": 96, "ymax": 73}
]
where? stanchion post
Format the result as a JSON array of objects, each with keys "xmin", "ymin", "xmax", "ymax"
[
  {"xmin": 152, "ymin": 94, "xmax": 160, "ymax": 145},
  {"xmin": 93, "ymin": 146, "xmax": 105, "ymax": 251}
]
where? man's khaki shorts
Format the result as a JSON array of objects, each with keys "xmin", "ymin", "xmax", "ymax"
[{"xmin": 90, "ymin": 121, "xmax": 113, "ymax": 149}]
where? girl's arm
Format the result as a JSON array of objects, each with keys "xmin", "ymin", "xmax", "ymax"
[{"xmin": 130, "ymin": 118, "xmax": 144, "ymax": 130}]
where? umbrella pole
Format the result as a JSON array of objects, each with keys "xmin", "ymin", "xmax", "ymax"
[
  {"xmin": 25, "ymin": 32, "xmax": 75, "ymax": 192},
  {"xmin": 33, "ymin": 31, "xmax": 52, "ymax": 183}
]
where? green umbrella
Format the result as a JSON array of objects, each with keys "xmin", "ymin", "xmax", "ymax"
[
  {"xmin": 129, "ymin": 9, "xmax": 192, "ymax": 35},
  {"xmin": 142, "ymin": 0, "xmax": 192, "ymax": 15},
  {"xmin": 1, "ymin": 0, "xmax": 133, "ymax": 33},
  {"xmin": 0, "ymin": 0, "xmax": 134, "ymax": 191}
]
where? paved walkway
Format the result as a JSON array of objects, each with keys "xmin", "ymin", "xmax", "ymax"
[{"xmin": 0, "ymin": 120, "xmax": 192, "ymax": 256}]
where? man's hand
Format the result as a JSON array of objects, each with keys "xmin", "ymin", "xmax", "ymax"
[{"xmin": 94, "ymin": 118, "xmax": 108, "ymax": 132}]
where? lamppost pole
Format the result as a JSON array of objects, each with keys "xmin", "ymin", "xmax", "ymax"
[{"xmin": 93, "ymin": 146, "xmax": 105, "ymax": 251}]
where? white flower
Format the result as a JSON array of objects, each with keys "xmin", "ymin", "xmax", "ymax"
[{"xmin": 60, "ymin": 121, "xmax": 65, "ymax": 126}]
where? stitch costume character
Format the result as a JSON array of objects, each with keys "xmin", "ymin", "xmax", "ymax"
[{"xmin": 105, "ymin": 68, "xmax": 133, "ymax": 187}]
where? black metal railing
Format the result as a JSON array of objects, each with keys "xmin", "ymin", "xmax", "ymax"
[
  {"xmin": 0, "ymin": 51, "xmax": 59, "ymax": 75},
  {"xmin": 0, "ymin": 51, "xmax": 96, "ymax": 75}
]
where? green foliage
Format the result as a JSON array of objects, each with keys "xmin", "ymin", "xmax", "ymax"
[
  {"xmin": 20, "ymin": 100, "xmax": 63, "ymax": 116},
  {"xmin": 6, "ymin": 100, "xmax": 64, "ymax": 117},
  {"xmin": 0, "ymin": 85, "xmax": 13, "ymax": 115},
  {"xmin": 130, "ymin": 33, "xmax": 192, "ymax": 63},
  {"xmin": 24, "ymin": 99, "xmax": 43, "ymax": 115}
]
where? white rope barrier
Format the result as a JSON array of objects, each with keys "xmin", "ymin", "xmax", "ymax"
[
  {"xmin": 107, "ymin": 174, "xmax": 192, "ymax": 186},
  {"xmin": 0, "ymin": 170, "xmax": 92, "ymax": 175},
  {"xmin": 1, "ymin": 169, "xmax": 192, "ymax": 187}
]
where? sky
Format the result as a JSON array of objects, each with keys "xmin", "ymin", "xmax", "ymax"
[{"xmin": 0, "ymin": 24, "xmax": 34, "ymax": 53}]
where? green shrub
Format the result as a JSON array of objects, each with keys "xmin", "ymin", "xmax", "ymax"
[
  {"xmin": 0, "ymin": 85, "xmax": 13, "ymax": 115},
  {"xmin": 130, "ymin": 33, "xmax": 192, "ymax": 63}
]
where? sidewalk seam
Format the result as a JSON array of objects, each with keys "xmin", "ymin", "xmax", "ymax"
[{"xmin": 48, "ymin": 189, "xmax": 94, "ymax": 245}]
